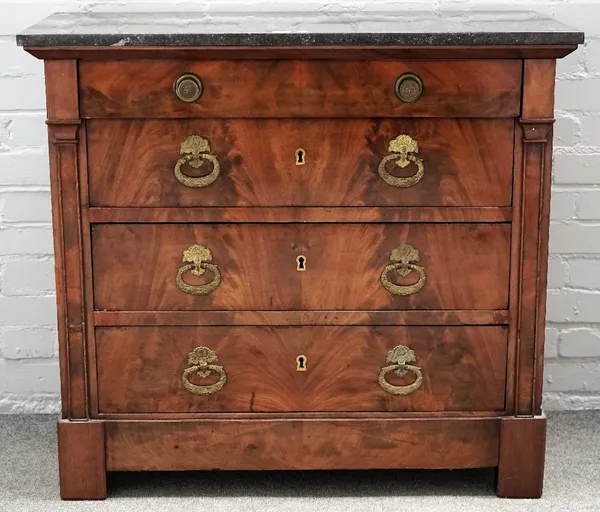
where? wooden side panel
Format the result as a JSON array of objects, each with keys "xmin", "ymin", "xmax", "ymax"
[
  {"xmin": 45, "ymin": 60, "xmax": 88, "ymax": 419},
  {"xmin": 91, "ymin": 223, "xmax": 511, "ymax": 311},
  {"xmin": 79, "ymin": 60, "xmax": 522, "ymax": 118},
  {"xmin": 87, "ymin": 118, "xmax": 514, "ymax": 207},
  {"xmin": 96, "ymin": 325, "xmax": 508, "ymax": 413},
  {"xmin": 105, "ymin": 417, "xmax": 500, "ymax": 471},
  {"xmin": 57, "ymin": 419, "xmax": 106, "ymax": 500},
  {"xmin": 496, "ymin": 415, "xmax": 547, "ymax": 498},
  {"xmin": 515, "ymin": 60, "xmax": 556, "ymax": 416}
]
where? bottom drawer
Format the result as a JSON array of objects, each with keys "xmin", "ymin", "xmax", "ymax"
[{"xmin": 96, "ymin": 326, "xmax": 507, "ymax": 414}]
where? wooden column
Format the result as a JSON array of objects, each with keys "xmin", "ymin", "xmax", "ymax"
[
  {"xmin": 46, "ymin": 60, "xmax": 106, "ymax": 499},
  {"xmin": 514, "ymin": 59, "xmax": 556, "ymax": 417},
  {"xmin": 497, "ymin": 59, "xmax": 555, "ymax": 499},
  {"xmin": 45, "ymin": 60, "xmax": 88, "ymax": 419}
]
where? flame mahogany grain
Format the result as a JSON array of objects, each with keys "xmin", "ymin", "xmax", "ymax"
[
  {"xmin": 87, "ymin": 118, "xmax": 514, "ymax": 208},
  {"xmin": 91, "ymin": 223, "xmax": 511, "ymax": 311},
  {"xmin": 96, "ymin": 325, "xmax": 508, "ymax": 414},
  {"xmin": 79, "ymin": 60, "xmax": 522, "ymax": 118},
  {"xmin": 105, "ymin": 417, "xmax": 501, "ymax": 471}
]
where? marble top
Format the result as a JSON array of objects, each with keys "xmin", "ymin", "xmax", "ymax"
[{"xmin": 17, "ymin": 11, "xmax": 584, "ymax": 47}]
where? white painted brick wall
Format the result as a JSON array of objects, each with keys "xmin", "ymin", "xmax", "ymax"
[{"xmin": 0, "ymin": 0, "xmax": 598, "ymax": 413}]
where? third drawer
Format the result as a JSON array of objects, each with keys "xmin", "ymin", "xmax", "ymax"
[{"xmin": 92, "ymin": 223, "xmax": 511, "ymax": 311}]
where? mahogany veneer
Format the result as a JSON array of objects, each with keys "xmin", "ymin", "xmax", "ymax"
[
  {"xmin": 20, "ymin": 21, "xmax": 580, "ymax": 500},
  {"xmin": 92, "ymin": 223, "xmax": 511, "ymax": 311},
  {"xmin": 79, "ymin": 59, "xmax": 522, "ymax": 118},
  {"xmin": 96, "ymin": 326, "xmax": 508, "ymax": 414},
  {"xmin": 87, "ymin": 118, "xmax": 514, "ymax": 207}
]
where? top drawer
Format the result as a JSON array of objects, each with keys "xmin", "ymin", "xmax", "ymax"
[{"xmin": 79, "ymin": 60, "xmax": 522, "ymax": 119}]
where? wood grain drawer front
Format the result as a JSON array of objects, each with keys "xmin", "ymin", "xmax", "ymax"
[
  {"xmin": 88, "ymin": 118, "xmax": 514, "ymax": 207},
  {"xmin": 96, "ymin": 326, "xmax": 508, "ymax": 413},
  {"xmin": 80, "ymin": 60, "xmax": 521, "ymax": 118},
  {"xmin": 92, "ymin": 223, "xmax": 510, "ymax": 311}
]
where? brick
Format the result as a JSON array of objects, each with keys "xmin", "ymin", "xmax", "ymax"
[
  {"xmin": 0, "ymin": 77, "xmax": 45, "ymax": 110},
  {"xmin": 0, "ymin": 116, "xmax": 10, "ymax": 146},
  {"xmin": 547, "ymin": 257, "xmax": 569, "ymax": 289},
  {"xmin": 0, "ymin": 113, "xmax": 47, "ymax": 149},
  {"xmin": 0, "ymin": 226, "xmax": 53, "ymax": 255},
  {"xmin": 555, "ymin": 80, "xmax": 600, "ymax": 111},
  {"xmin": 0, "ymin": 360, "xmax": 59, "ymax": 394},
  {"xmin": 559, "ymin": 328, "xmax": 600, "ymax": 358},
  {"xmin": 204, "ymin": 1, "xmax": 348, "ymax": 13},
  {"xmin": 0, "ymin": 296, "xmax": 56, "ymax": 327},
  {"xmin": 542, "ymin": 392, "xmax": 600, "ymax": 411},
  {"xmin": 544, "ymin": 362, "xmax": 600, "ymax": 392},
  {"xmin": 577, "ymin": 190, "xmax": 600, "ymax": 220},
  {"xmin": 549, "ymin": 191, "xmax": 577, "ymax": 221},
  {"xmin": 556, "ymin": 49, "xmax": 583, "ymax": 77},
  {"xmin": 587, "ymin": 40, "xmax": 600, "ymax": 74},
  {"xmin": 0, "ymin": 152, "xmax": 50, "ymax": 186},
  {"xmin": 546, "ymin": 290, "xmax": 600, "ymax": 323},
  {"xmin": 2, "ymin": 258, "xmax": 55, "ymax": 295},
  {"xmin": 0, "ymin": 38, "xmax": 43, "ymax": 77},
  {"xmin": 549, "ymin": 223, "xmax": 600, "ymax": 254},
  {"xmin": 569, "ymin": 259, "xmax": 600, "ymax": 289},
  {"xmin": 580, "ymin": 115, "xmax": 600, "ymax": 146},
  {"xmin": 0, "ymin": 392, "xmax": 60, "ymax": 414},
  {"xmin": 545, "ymin": 327, "xmax": 559, "ymax": 359},
  {"xmin": 0, "ymin": 328, "xmax": 56, "ymax": 359},
  {"xmin": 1, "ymin": 191, "xmax": 51, "ymax": 222},
  {"xmin": 90, "ymin": 2, "xmax": 211, "ymax": 14},
  {"xmin": 0, "ymin": 2, "xmax": 78, "ymax": 35},
  {"xmin": 553, "ymin": 154, "xmax": 600, "ymax": 185},
  {"xmin": 553, "ymin": 4, "xmax": 600, "ymax": 38},
  {"xmin": 553, "ymin": 116, "xmax": 579, "ymax": 147}
]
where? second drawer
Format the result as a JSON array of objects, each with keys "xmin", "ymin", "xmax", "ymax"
[
  {"xmin": 87, "ymin": 118, "xmax": 514, "ymax": 207},
  {"xmin": 92, "ymin": 223, "xmax": 511, "ymax": 311},
  {"xmin": 96, "ymin": 325, "xmax": 508, "ymax": 414}
]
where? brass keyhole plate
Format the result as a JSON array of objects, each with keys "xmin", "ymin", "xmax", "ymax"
[
  {"xmin": 295, "ymin": 148, "xmax": 306, "ymax": 166},
  {"xmin": 296, "ymin": 355, "xmax": 307, "ymax": 372},
  {"xmin": 296, "ymin": 255, "xmax": 307, "ymax": 272}
]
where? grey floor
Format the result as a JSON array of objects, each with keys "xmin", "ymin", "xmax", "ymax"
[{"xmin": 1, "ymin": 412, "xmax": 599, "ymax": 511}]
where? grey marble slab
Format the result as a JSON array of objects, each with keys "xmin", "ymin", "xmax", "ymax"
[{"xmin": 17, "ymin": 11, "xmax": 583, "ymax": 47}]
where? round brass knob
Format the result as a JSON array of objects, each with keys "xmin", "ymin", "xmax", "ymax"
[
  {"xmin": 394, "ymin": 72, "xmax": 424, "ymax": 103},
  {"xmin": 173, "ymin": 73, "xmax": 203, "ymax": 103}
]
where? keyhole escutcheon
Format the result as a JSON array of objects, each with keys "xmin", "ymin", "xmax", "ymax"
[
  {"xmin": 295, "ymin": 148, "xmax": 306, "ymax": 166},
  {"xmin": 296, "ymin": 255, "xmax": 307, "ymax": 272},
  {"xmin": 296, "ymin": 355, "xmax": 307, "ymax": 372}
]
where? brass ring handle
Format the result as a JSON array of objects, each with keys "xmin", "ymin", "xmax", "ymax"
[
  {"xmin": 377, "ymin": 134, "xmax": 424, "ymax": 188},
  {"xmin": 174, "ymin": 135, "xmax": 220, "ymax": 188},
  {"xmin": 378, "ymin": 345, "xmax": 423, "ymax": 396},
  {"xmin": 175, "ymin": 244, "xmax": 221, "ymax": 296},
  {"xmin": 182, "ymin": 346, "xmax": 227, "ymax": 395},
  {"xmin": 380, "ymin": 244, "xmax": 426, "ymax": 296}
]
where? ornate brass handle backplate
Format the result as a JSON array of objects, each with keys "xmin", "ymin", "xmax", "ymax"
[
  {"xmin": 378, "ymin": 345, "xmax": 423, "ymax": 396},
  {"xmin": 176, "ymin": 244, "xmax": 221, "ymax": 296},
  {"xmin": 378, "ymin": 134, "xmax": 424, "ymax": 188},
  {"xmin": 380, "ymin": 244, "xmax": 426, "ymax": 296},
  {"xmin": 182, "ymin": 346, "xmax": 227, "ymax": 395},
  {"xmin": 174, "ymin": 135, "xmax": 220, "ymax": 188}
]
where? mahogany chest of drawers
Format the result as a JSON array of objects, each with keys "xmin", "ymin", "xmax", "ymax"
[{"xmin": 18, "ymin": 11, "xmax": 583, "ymax": 500}]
